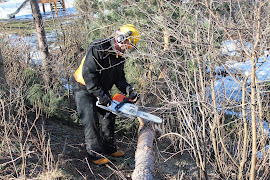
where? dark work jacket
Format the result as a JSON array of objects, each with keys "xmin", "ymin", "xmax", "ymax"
[{"xmin": 76, "ymin": 38, "xmax": 130, "ymax": 98}]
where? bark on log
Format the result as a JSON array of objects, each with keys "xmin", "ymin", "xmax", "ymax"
[
  {"xmin": 132, "ymin": 63, "xmax": 167, "ymax": 180},
  {"xmin": 132, "ymin": 119, "xmax": 155, "ymax": 180},
  {"xmin": 132, "ymin": 19, "xmax": 168, "ymax": 179}
]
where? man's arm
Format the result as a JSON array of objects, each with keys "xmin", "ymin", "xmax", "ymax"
[
  {"xmin": 82, "ymin": 46, "xmax": 105, "ymax": 97},
  {"xmin": 114, "ymin": 62, "xmax": 132, "ymax": 94}
]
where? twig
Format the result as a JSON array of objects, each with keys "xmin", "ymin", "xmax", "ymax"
[{"xmin": 0, "ymin": 151, "xmax": 35, "ymax": 167}]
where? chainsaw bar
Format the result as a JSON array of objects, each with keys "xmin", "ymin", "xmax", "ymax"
[{"xmin": 96, "ymin": 100, "xmax": 162, "ymax": 124}]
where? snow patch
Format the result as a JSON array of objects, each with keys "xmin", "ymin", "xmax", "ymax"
[
  {"xmin": 222, "ymin": 40, "xmax": 253, "ymax": 56},
  {"xmin": 0, "ymin": 0, "xmax": 77, "ymax": 20}
]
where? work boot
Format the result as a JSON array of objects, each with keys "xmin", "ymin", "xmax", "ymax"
[
  {"xmin": 110, "ymin": 151, "xmax": 125, "ymax": 157},
  {"xmin": 92, "ymin": 158, "xmax": 109, "ymax": 165},
  {"xmin": 87, "ymin": 154, "xmax": 109, "ymax": 165}
]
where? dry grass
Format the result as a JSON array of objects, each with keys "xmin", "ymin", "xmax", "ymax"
[{"xmin": 1, "ymin": 0, "xmax": 270, "ymax": 179}]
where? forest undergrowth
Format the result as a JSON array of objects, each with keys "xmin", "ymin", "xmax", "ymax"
[{"xmin": 1, "ymin": 1, "xmax": 269, "ymax": 179}]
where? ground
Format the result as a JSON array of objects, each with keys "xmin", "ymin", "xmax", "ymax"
[
  {"xmin": 41, "ymin": 118, "xmax": 202, "ymax": 180},
  {"xmin": 43, "ymin": 118, "xmax": 138, "ymax": 179},
  {"xmin": 0, "ymin": 114, "xmax": 217, "ymax": 179}
]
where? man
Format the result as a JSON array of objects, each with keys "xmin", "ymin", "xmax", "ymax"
[{"xmin": 73, "ymin": 24, "xmax": 140, "ymax": 165}]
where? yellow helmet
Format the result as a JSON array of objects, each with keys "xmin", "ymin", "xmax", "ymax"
[{"xmin": 117, "ymin": 24, "xmax": 140, "ymax": 45}]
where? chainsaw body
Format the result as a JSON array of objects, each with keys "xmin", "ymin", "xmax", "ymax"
[{"xmin": 96, "ymin": 94, "xmax": 162, "ymax": 123}]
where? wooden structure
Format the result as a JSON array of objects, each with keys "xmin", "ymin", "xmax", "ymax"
[{"xmin": 37, "ymin": 0, "xmax": 66, "ymax": 15}]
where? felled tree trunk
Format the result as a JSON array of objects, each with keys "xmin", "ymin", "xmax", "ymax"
[
  {"xmin": 132, "ymin": 118, "xmax": 155, "ymax": 180},
  {"xmin": 132, "ymin": 50, "xmax": 167, "ymax": 180},
  {"xmin": 132, "ymin": 10, "xmax": 169, "ymax": 179}
]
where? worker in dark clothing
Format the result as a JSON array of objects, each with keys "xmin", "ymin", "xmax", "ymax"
[{"xmin": 73, "ymin": 24, "xmax": 140, "ymax": 165}]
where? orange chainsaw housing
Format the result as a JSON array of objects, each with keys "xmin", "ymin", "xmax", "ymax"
[{"xmin": 112, "ymin": 94, "xmax": 133, "ymax": 103}]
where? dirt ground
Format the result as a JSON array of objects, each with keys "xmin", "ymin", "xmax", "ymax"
[
  {"xmin": 43, "ymin": 118, "xmax": 203, "ymax": 180},
  {"xmin": 0, "ymin": 116, "xmax": 219, "ymax": 179},
  {"xmin": 43, "ymin": 118, "xmax": 135, "ymax": 179}
]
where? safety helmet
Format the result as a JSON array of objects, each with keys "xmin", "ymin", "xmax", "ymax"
[{"xmin": 116, "ymin": 24, "xmax": 140, "ymax": 46}]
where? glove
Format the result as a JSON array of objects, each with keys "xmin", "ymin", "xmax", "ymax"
[
  {"xmin": 98, "ymin": 94, "xmax": 111, "ymax": 106},
  {"xmin": 126, "ymin": 86, "xmax": 138, "ymax": 100}
]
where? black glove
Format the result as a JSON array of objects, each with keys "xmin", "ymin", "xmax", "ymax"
[
  {"xmin": 98, "ymin": 94, "xmax": 111, "ymax": 106},
  {"xmin": 126, "ymin": 86, "xmax": 138, "ymax": 100}
]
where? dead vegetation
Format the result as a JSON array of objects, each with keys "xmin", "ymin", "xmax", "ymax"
[{"xmin": 0, "ymin": 0, "xmax": 270, "ymax": 179}]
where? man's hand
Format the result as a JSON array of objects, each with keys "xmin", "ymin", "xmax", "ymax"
[
  {"xmin": 98, "ymin": 94, "xmax": 111, "ymax": 106},
  {"xmin": 126, "ymin": 86, "xmax": 138, "ymax": 100}
]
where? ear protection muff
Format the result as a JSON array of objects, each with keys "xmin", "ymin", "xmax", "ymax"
[
  {"xmin": 116, "ymin": 31, "xmax": 133, "ymax": 44},
  {"xmin": 116, "ymin": 34, "xmax": 125, "ymax": 44}
]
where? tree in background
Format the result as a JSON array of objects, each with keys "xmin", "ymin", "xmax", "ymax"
[
  {"xmin": 0, "ymin": 48, "xmax": 8, "ymax": 95},
  {"xmin": 29, "ymin": 0, "xmax": 51, "ymax": 86}
]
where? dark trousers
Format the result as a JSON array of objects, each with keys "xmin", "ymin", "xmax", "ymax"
[{"xmin": 74, "ymin": 88, "xmax": 116, "ymax": 160}]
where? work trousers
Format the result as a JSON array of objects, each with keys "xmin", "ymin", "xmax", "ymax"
[{"xmin": 74, "ymin": 88, "xmax": 116, "ymax": 160}]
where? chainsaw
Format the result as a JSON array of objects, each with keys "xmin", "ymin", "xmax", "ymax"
[{"xmin": 96, "ymin": 93, "xmax": 162, "ymax": 124}]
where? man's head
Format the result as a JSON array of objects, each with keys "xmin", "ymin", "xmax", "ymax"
[{"xmin": 114, "ymin": 24, "xmax": 140, "ymax": 54}]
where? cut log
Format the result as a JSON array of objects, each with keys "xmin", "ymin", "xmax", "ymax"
[
  {"xmin": 132, "ymin": 20, "xmax": 168, "ymax": 180},
  {"xmin": 132, "ymin": 118, "xmax": 155, "ymax": 180}
]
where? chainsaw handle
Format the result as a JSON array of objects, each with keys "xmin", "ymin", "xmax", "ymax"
[{"xmin": 115, "ymin": 92, "xmax": 137, "ymax": 112}]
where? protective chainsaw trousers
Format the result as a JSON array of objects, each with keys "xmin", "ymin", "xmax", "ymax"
[{"xmin": 74, "ymin": 88, "xmax": 116, "ymax": 160}]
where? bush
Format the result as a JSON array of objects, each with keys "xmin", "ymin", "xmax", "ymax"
[{"xmin": 27, "ymin": 83, "xmax": 66, "ymax": 117}]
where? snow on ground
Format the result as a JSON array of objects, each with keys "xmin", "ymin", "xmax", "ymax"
[
  {"xmin": 222, "ymin": 40, "xmax": 253, "ymax": 56},
  {"xmin": 0, "ymin": 0, "xmax": 77, "ymax": 20},
  {"xmin": 208, "ymin": 40, "xmax": 270, "ymax": 105},
  {"xmin": 0, "ymin": 0, "xmax": 77, "ymax": 62},
  {"xmin": 211, "ymin": 40, "xmax": 270, "ymax": 152},
  {"xmin": 212, "ymin": 50, "xmax": 270, "ymax": 104}
]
